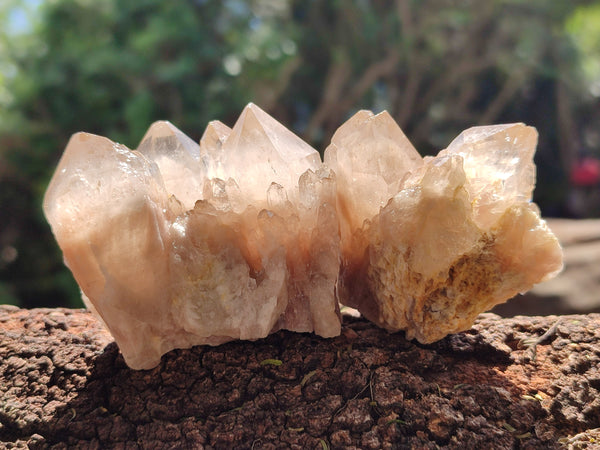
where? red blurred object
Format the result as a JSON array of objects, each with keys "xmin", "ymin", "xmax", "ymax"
[{"xmin": 570, "ymin": 157, "xmax": 600, "ymax": 186}]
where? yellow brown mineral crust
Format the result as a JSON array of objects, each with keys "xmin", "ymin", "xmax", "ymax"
[{"xmin": 43, "ymin": 103, "xmax": 563, "ymax": 369}]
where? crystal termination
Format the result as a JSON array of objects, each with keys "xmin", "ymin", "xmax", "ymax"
[{"xmin": 44, "ymin": 104, "xmax": 563, "ymax": 369}]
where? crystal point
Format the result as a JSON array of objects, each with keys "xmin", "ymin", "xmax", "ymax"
[
  {"xmin": 44, "ymin": 105, "xmax": 562, "ymax": 369},
  {"xmin": 324, "ymin": 109, "xmax": 423, "ymax": 248},
  {"xmin": 442, "ymin": 123, "xmax": 538, "ymax": 228},
  {"xmin": 200, "ymin": 120, "xmax": 232, "ymax": 180},
  {"xmin": 137, "ymin": 120, "xmax": 204, "ymax": 210},
  {"xmin": 219, "ymin": 103, "xmax": 321, "ymax": 209}
]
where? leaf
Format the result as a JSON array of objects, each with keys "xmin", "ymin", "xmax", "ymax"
[{"xmin": 260, "ymin": 358, "xmax": 282, "ymax": 367}]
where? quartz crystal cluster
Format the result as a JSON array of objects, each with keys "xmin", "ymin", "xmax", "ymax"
[{"xmin": 44, "ymin": 104, "xmax": 563, "ymax": 369}]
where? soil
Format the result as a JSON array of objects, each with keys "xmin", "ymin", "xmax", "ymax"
[{"xmin": 1, "ymin": 305, "xmax": 599, "ymax": 449}]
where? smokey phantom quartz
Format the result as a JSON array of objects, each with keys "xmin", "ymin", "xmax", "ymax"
[{"xmin": 44, "ymin": 104, "xmax": 563, "ymax": 369}]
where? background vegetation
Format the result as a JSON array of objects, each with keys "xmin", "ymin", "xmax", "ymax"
[{"xmin": 1, "ymin": 0, "xmax": 600, "ymax": 308}]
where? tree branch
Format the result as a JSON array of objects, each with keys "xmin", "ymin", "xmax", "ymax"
[{"xmin": 304, "ymin": 52, "xmax": 351, "ymax": 143}]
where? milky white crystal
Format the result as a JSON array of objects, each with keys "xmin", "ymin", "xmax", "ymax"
[{"xmin": 44, "ymin": 104, "xmax": 563, "ymax": 369}]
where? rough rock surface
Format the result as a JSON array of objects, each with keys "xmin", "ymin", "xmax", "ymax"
[{"xmin": 1, "ymin": 306, "xmax": 599, "ymax": 449}]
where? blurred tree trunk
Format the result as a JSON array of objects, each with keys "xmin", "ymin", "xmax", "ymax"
[{"xmin": 555, "ymin": 66, "xmax": 579, "ymax": 173}]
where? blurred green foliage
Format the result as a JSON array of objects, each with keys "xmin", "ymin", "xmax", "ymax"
[{"xmin": 1, "ymin": 0, "xmax": 599, "ymax": 308}]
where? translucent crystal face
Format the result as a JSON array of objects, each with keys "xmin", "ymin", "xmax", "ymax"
[
  {"xmin": 324, "ymin": 110, "xmax": 423, "ymax": 247},
  {"xmin": 200, "ymin": 120, "xmax": 232, "ymax": 180},
  {"xmin": 441, "ymin": 123, "xmax": 538, "ymax": 228},
  {"xmin": 137, "ymin": 121, "xmax": 205, "ymax": 210},
  {"xmin": 44, "ymin": 104, "xmax": 563, "ymax": 370},
  {"xmin": 217, "ymin": 103, "xmax": 322, "ymax": 210},
  {"xmin": 43, "ymin": 133, "xmax": 176, "ymax": 365}
]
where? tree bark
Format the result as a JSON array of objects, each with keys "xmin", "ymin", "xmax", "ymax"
[{"xmin": 1, "ymin": 305, "xmax": 599, "ymax": 449}]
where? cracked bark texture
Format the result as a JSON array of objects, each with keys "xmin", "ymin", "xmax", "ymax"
[{"xmin": 1, "ymin": 305, "xmax": 599, "ymax": 449}]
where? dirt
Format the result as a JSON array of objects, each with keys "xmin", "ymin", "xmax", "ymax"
[{"xmin": 1, "ymin": 305, "xmax": 599, "ymax": 449}]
